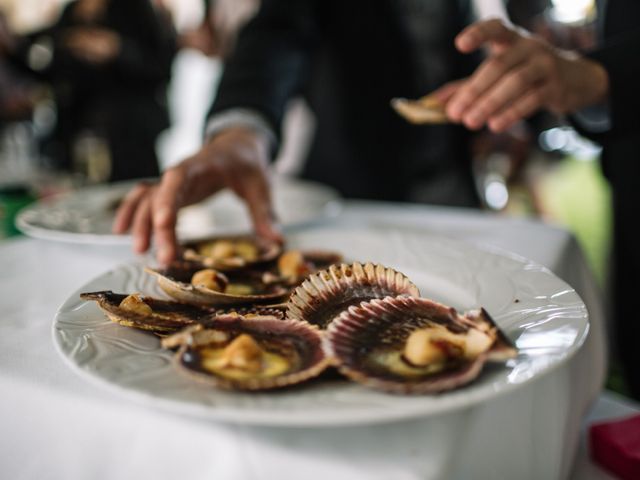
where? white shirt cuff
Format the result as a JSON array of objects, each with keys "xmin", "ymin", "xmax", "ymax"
[{"xmin": 204, "ymin": 108, "xmax": 278, "ymax": 149}]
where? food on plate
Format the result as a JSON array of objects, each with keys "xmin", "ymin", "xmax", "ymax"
[
  {"xmin": 81, "ymin": 248, "xmax": 517, "ymax": 395},
  {"xmin": 81, "ymin": 291, "xmax": 287, "ymax": 333},
  {"xmin": 286, "ymin": 262, "xmax": 420, "ymax": 329},
  {"xmin": 278, "ymin": 250, "xmax": 309, "ymax": 281},
  {"xmin": 182, "ymin": 235, "xmax": 281, "ymax": 270},
  {"xmin": 164, "ymin": 314, "xmax": 329, "ymax": 390},
  {"xmin": 147, "ymin": 261, "xmax": 290, "ymax": 306},
  {"xmin": 325, "ymin": 295, "xmax": 517, "ymax": 394},
  {"xmin": 190, "ymin": 268, "xmax": 228, "ymax": 292},
  {"xmin": 80, "ymin": 291, "xmax": 216, "ymax": 333},
  {"xmin": 119, "ymin": 293, "xmax": 153, "ymax": 316}
]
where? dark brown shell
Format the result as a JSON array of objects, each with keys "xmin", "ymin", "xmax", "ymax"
[
  {"xmin": 181, "ymin": 235, "xmax": 282, "ymax": 271},
  {"xmin": 80, "ymin": 291, "xmax": 287, "ymax": 333},
  {"xmin": 80, "ymin": 291, "xmax": 215, "ymax": 333},
  {"xmin": 167, "ymin": 314, "xmax": 329, "ymax": 391},
  {"xmin": 286, "ymin": 262, "xmax": 420, "ymax": 329},
  {"xmin": 325, "ymin": 296, "xmax": 517, "ymax": 394},
  {"xmin": 146, "ymin": 262, "xmax": 291, "ymax": 306}
]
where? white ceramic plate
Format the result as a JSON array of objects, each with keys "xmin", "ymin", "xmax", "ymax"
[
  {"xmin": 16, "ymin": 176, "xmax": 341, "ymax": 245},
  {"xmin": 53, "ymin": 226, "xmax": 588, "ymax": 427}
]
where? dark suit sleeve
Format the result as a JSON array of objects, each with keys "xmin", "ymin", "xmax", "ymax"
[
  {"xmin": 587, "ymin": 29, "xmax": 640, "ymax": 138},
  {"xmin": 109, "ymin": 0, "xmax": 176, "ymax": 86},
  {"xmin": 208, "ymin": 0, "xmax": 320, "ymax": 139}
]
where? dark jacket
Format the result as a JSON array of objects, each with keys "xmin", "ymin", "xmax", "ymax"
[
  {"xmin": 210, "ymin": 0, "xmax": 480, "ymax": 206},
  {"xmin": 581, "ymin": 0, "xmax": 640, "ymax": 398},
  {"xmin": 11, "ymin": 0, "xmax": 176, "ymax": 181}
]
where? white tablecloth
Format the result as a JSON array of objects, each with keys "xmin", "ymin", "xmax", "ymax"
[{"xmin": 0, "ymin": 201, "xmax": 609, "ymax": 480}]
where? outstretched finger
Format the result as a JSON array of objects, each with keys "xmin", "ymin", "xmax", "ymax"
[
  {"xmin": 455, "ymin": 18, "xmax": 517, "ymax": 53},
  {"xmin": 461, "ymin": 60, "xmax": 544, "ymax": 129},
  {"xmin": 430, "ymin": 79, "xmax": 466, "ymax": 105},
  {"xmin": 131, "ymin": 194, "xmax": 153, "ymax": 254},
  {"xmin": 112, "ymin": 183, "xmax": 152, "ymax": 234},
  {"xmin": 152, "ymin": 168, "xmax": 186, "ymax": 265},
  {"xmin": 487, "ymin": 85, "xmax": 549, "ymax": 132},
  {"xmin": 446, "ymin": 45, "xmax": 530, "ymax": 121},
  {"xmin": 239, "ymin": 172, "xmax": 282, "ymax": 244}
]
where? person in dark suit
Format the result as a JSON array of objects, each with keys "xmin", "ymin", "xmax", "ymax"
[
  {"xmin": 114, "ymin": 0, "xmax": 482, "ymax": 262},
  {"xmin": 8, "ymin": 0, "xmax": 176, "ymax": 182},
  {"xmin": 430, "ymin": 9, "xmax": 640, "ymax": 399}
]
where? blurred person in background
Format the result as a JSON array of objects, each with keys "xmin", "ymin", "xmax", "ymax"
[
  {"xmin": 1, "ymin": 12, "xmax": 40, "ymax": 125},
  {"xmin": 114, "ymin": 0, "xmax": 483, "ymax": 262},
  {"xmin": 178, "ymin": 0, "xmax": 260, "ymax": 58},
  {"xmin": 429, "ymin": 5, "xmax": 640, "ymax": 399},
  {"xmin": 5, "ymin": 0, "xmax": 176, "ymax": 182}
]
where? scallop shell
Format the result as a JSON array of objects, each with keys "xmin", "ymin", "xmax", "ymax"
[
  {"xmin": 80, "ymin": 291, "xmax": 216, "ymax": 333},
  {"xmin": 262, "ymin": 249, "xmax": 344, "ymax": 287},
  {"xmin": 287, "ymin": 262, "xmax": 420, "ymax": 328},
  {"xmin": 181, "ymin": 235, "xmax": 282, "ymax": 271},
  {"xmin": 325, "ymin": 296, "xmax": 517, "ymax": 394},
  {"xmin": 146, "ymin": 262, "xmax": 290, "ymax": 306},
  {"xmin": 81, "ymin": 291, "xmax": 287, "ymax": 333},
  {"xmin": 168, "ymin": 314, "xmax": 330, "ymax": 391}
]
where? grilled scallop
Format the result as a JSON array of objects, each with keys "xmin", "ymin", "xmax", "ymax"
[
  {"xmin": 182, "ymin": 235, "xmax": 282, "ymax": 271},
  {"xmin": 81, "ymin": 291, "xmax": 287, "ymax": 333},
  {"xmin": 163, "ymin": 314, "xmax": 329, "ymax": 391},
  {"xmin": 80, "ymin": 291, "xmax": 216, "ymax": 333},
  {"xmin": 147, "ymin": 261, "xmax": 291, "ymax": 306},
  {"xmin": 287, "ymin": 262, "xmax": 420, "ymax": 329},
  {"xmin": 325, "ymin": 295, "xmax": 517, "ymax": 394}
]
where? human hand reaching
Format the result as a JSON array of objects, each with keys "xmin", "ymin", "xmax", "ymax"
[
  {"xmin": 432, "ymin": 19, "xmax": 609, "ymax": 132},
  {"xmin": 112, "ymin": 127, "xmax": 282, "ymax": 265}
]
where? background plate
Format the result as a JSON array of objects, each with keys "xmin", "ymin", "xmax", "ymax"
[
  {"xmin": 17, "ymin": 176, "xmax": 341, "ymax": 244},
  {"xmin": 53, "ymin": 226, "xmax": 589, "ymax": 426}
]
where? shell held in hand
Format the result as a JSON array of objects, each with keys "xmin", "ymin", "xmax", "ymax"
[
  {"xmin": 287, "ymin": 262, "xmax": 420, "ymax": 329},
  {"xmin": 325, "ymin": 295, "xmax": 517, "ymax": 394}
]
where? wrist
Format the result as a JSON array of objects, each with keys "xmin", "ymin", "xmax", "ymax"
[
  {"xmin": 206, "ymin": 126, "xmax": 271, "ymax": 161},
  {"xmin": 561, "ymin": 52, "xmax": 610, "ymax": 111},
  {"xmin": 585, "ymin": 59, "xmax": 609, "ymax": 105}
]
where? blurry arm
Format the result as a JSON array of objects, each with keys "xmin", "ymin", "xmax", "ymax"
[
  {"xmin": 113, "ymin": 0, "xmax": 319, "ymax": 262},
  {"xmin": 432, "ymin": 19, "xmax": 609, "ymax": 133},
  {"xmin": 208, "ymin": 0, "xmax": 320, "ymax": 146}
]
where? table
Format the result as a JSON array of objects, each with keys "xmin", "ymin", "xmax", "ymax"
[{"xmin": 0, "ymin": 201, "xmax": 619, "ymax": 480}]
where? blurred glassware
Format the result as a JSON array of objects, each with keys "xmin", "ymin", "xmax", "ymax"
[{"xmin": 71, "ymin": 130, "xmax": 112, "ymax": 184}]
